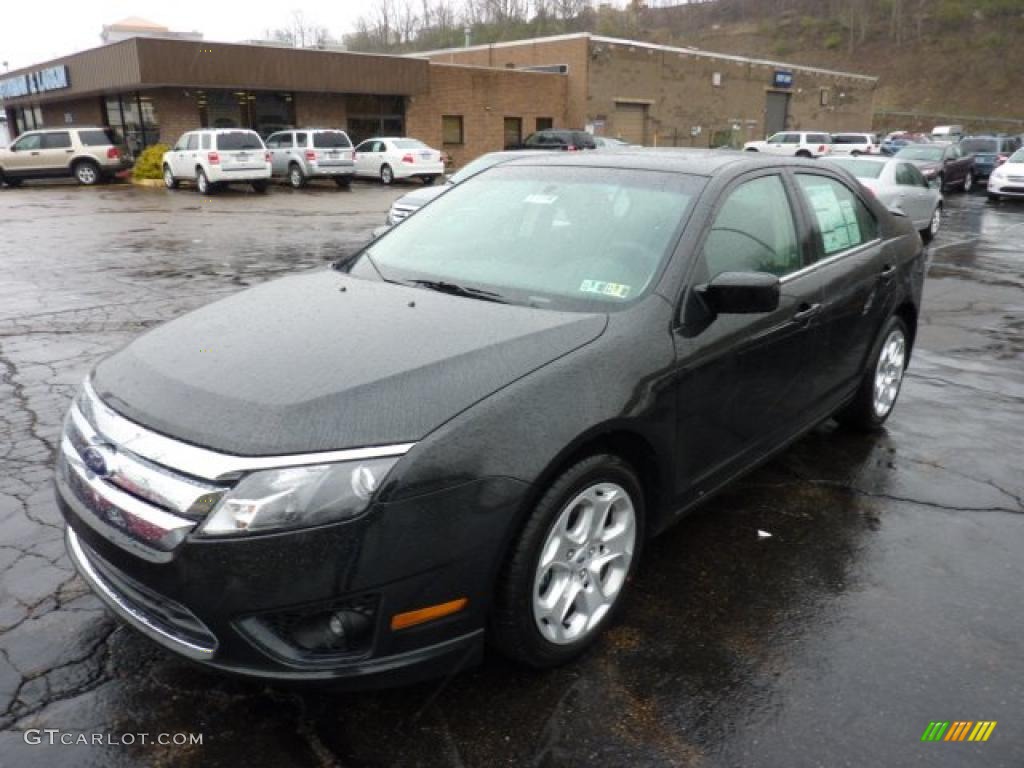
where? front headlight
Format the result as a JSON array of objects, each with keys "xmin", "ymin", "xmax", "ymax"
[
  {"xmin": 200, "ymin": 456, "xmax": 400, "ymax": 536},
  {"xmin": 991, "ymin": 169, "xmax": 1006, "ymax": 181}
]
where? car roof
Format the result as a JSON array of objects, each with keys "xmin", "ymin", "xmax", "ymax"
[
  {"xmin": 192, "ymin": 128, "xmax": 261, "ymax": 133},
  {"xmin": 828, "ymin": 155, "xmax": 889, "ymax": 163},
  {"xmin": 492, "ymin": 147, "xmax": 838, "ymax": 177}
]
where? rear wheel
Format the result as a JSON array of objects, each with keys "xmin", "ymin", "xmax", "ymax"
[
  {"xmin": 380, "ymin": 164, "xmax": 394, "ymax": 185},
  {"xmin": 920, "ymin": 204, "xmax": 941, "ymax": 243},
  {"xmin": 490, "ymin": 454, "xmax": 643, "ymax": 668},
  {"xmin": 962, "ymin": 171, "xmax": 974, "ymax": 193},
  {"xmin": 73, "ymin": 160, "xmax": 101, "ymax": 186},
  {"xmin": 3, "ymin": 176, "xmax": 23, "ymax": 188},
  {"xmin": 334, "ymin": 176, "xmax": 352, "ymax": 188},
  {"xmin": 835, "ymin": 315, "xmax": 910, "ymax": 431},
  {"xmin": 744, "ymin": 147, "xmax": 758, "ymax": 152},
  {"xmin": 251, "ymin": 179, "xmax": 269, "ymax": 194},
  {"xmin": 288, "ymin": 163, "xmax": 306, "ymax": 189},
  {"xmin": 422, "ymin": 175, "xmax": 436, "ymax": 186},
  {"xmin": 196, "ymin": 168, "xmax": 212, "ymax": 195},
  {"xmin": 163, "ymin": 165, "xmax": 178, "ymax": 189}
]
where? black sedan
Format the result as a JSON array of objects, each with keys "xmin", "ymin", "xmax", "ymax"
[
  {"xmin": 894, "ymin": 142, "xmax": 976, "ymax": 192},
  {"xmin": 57, "ymin": 151, "xmax": 925, "ymax": 686}
]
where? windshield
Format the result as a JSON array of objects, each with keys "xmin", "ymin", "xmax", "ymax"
[
  {"xmin": 313, "ymin": 131, "xmax": 351, "ymax": 149},
  {"xmin": 827, "ymin": 158, "xmax": 885, "ymax": 179},
  {"xmin": 343, "ymin": 165, "xmax": 702, "ymax": 311},
  {"xmin": 393, "ymin": 139, "xmax": 428, "ymax": 149},
  {"xmin": 449, "ymin": 153, "xmax": 511, "ymax": 184},
  {"xmin": 895, "ymin": 146, "xmax": 944, "ymax": 161},
  {"xmin": 1009, "ymin": 149, "xmax": 1024, "ymax": 164},
  {"xmin": 217, "ymin": 131, "xmax": 263, "ymax": 150}
]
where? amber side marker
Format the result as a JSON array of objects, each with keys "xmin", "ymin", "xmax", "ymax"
[{"xmin": 391, "ymin": 598, "xmax": 468, "ymax": 630}]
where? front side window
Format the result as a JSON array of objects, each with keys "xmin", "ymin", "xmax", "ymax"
[
  {"xmin": 41, "ymin": 132, "xmax": 71, "ymax": 149},
  {"xmin": 766, "ymin": 133, "xmax": 785, "ymax": 143},
  {"xmin": 894, "ymin": 163, "xmax": 922, "ymax": 187},
  {"xmin": 701, "ymin": 175, "xmax": 801, "ymax": 279},
  {"xmin": 347, "ymin": 166, "xmax": 702, "ymax": 311},
  {"xmin": 781, "ymin": 134, "xmax": 800, "ymax": 144},
  {"xmin": 12, "ymin": 133, "xmax": 42, "ymax": 151},
  {"xmin": 796, "ymin": 175, "xmax": 878, "ymax": 258},
  {"xmin": 185, "ymin": 134, "xmax": 199, "ymax": 151},
  {"xmin": 354, "ymin": 140, "xmax": 373, "ymax": 153}
]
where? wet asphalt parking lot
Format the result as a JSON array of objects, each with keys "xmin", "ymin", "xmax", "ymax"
[{"xmin": 0, "ymin": 177, "xmax": 1021, "ymax": 767}]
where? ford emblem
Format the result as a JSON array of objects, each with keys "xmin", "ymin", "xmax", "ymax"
[{"xmin": 82, "ymin": 446, "xmax": 111, "ymax": 477}]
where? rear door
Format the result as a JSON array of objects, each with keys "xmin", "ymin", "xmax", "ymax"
[
  {"xmin": 893, "ymin": 162, "xmax": 932, "ymax": 227},
  {"xmin": 353, "ymin": 140, "xmax": 379, "ymax": 176},
  {"xmin": 791, "ymin": 171, "xmax": 889, "ymax": 404},
  {"xmin": 673, "ymin": 171, "xmax": 827, "ymax": 496},
  {"xmin": 266, "ymin": 132, "xmax": 291, "ymax": 175},
  {"xmin": 39, "ymin": 131, "xmax": 74, "ymax": 171}
]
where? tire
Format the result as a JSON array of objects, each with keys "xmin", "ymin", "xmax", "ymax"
[
  {"xmin": 196, "ymin": 168, "xmax": 212, "ymax": 195},
  {"xmin": 490, "ymin": 454, "xmax": 644, "ymax": 668},
  {"xmin": 3, "ymin": 176, "xmax": 23, "ymax": 188},
  {"xmin": 744, "ymin": 147, "xmax": 758, "ymax": 152},
  {"xmin": 288, "ymin": 163, "xmax": 306, "ymax": 189},
  {"xmin": 163, "ymin": 165, "xmax": 178, "ymax": 189},
  {"xmin": 379, "ymin": 164, "xmax": 394, "ymax": 185},
  {"xmin": 422, "ymin": 175, "xmax": 436, "ymax": 186},
  {"xmin": 987, "ymin": 193, "xmax": 1001, "ymax": 203},
  {"xmin": 835, "ymin": 314, "xmax": 910, "ymax": 432},
  {"xmin": 73, "ymin": 160, "xmax": 101, "ymax": 186},
  {"xmin": 334, "ymin": 176, "xmax": 352, "ymax": 188},
  {"xmin": 962, "ymin": 171, "xmax": 974, "ymax": 193},
  {"xmin": 920, "ymin": 204, "xmax": 941, "ymax": 244},
  {"xmin": 251, "ymin": 180, "xmax": 269, "ymax": 194},
  {"xmin": 937, "ymin": 173, "xmax": 946, "ymax": 192}
]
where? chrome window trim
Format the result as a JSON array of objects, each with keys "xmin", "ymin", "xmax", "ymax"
[
  {"xmin": 779, "ymin": 238, "xmax": 882, "ymax": 284},
  {"xmin": 65, "ymin": 527, "xmax": 217, "ymax": 660},
  {"xmin": 81, "ymin": 380, "xmax": 416, "ymax": 483}
]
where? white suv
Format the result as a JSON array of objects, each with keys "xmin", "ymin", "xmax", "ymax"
[
  {"xmin": 163, "ymin": 129, "xmax": 272, "ymax": 194},
  {"xmin": 830, "ymin": 132, "xmax": 881, "ymax": 156},
  {"xmin": 743, "ymin": 131, "xmax": 832, "ymax": 158}
]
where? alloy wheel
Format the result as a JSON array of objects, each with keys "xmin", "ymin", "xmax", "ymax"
[
  {"xmin": 929, "ymin": 206, "xmax": 941, "ymax": 238},
  {"xmin": 963, "ymin": 172, "xmax": 974, "ymax": 192},
  {"xmin": 873, "ymin": 328, "xmax": 906, "ymax": 419},
  {"xmin": 532, "ymin": 482, "xmax": 636, "ymax": 645},
  {"xmin": 76, "ymin": 164, "xmax": 98, "ymax": 185},
  {"xmin": 164, "ymin": 167, "xmax": 175, "ymax": 189}
]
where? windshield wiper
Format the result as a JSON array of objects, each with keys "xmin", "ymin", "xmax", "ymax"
[{"xmin": 408, "ymin": 280, "xmax": 508, "ymax": 304}]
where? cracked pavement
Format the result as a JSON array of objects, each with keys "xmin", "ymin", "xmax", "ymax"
[{"xmin": 0, "ymin": 180, "xmax": 1021, "ymax": 767}]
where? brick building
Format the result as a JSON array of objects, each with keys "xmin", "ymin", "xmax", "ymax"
[
  {"xmin": 0, "ymin": 37, "xmax": 567, "ymax": 165},
  {"xmin": 420, "ymin": 33, "xmax": 878, "ymax": 148}
]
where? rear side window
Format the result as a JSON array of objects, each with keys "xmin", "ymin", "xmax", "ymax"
[
  {"xmin": 809, "ymin": 134, "xmax": 831, "ymax": 144},
  {"xmin": 295, "ymin": 132, "xmax": 308, "ymax": 147},
  {"xmin": 702, "ymin": 175, "xmax": 801, "ymax": 278},
  {"xmin": 796, "ymin": 175, "xmax": 878, "ymax": 257},
  {"xmin": 201, "ymin": 134, "xmax": 212, "ymax": 150},
  {"xmin": 216, "ymin": 131, "xmax": 263, "ymax": 150},
  {"xmin": 42, "ymin": 132, "xmax": 72, "ymax": 149},
  {"xmin": 78, "ymin": 129, "xmax": 116, "ymax": 146},
  {"xmin": 313, "ymin": 131, "xmax": 351, "ymax": 149}
]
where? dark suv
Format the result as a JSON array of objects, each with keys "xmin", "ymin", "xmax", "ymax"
[
  {"xmin": 959, "ymin": 135, "xmax": 1022, "ymax": 180},
  {"xmin": 520, "ymin": 130, "xmax": 597, "ymax": 151}
]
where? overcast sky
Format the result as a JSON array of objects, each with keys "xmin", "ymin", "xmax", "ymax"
[{"xmin": 2, "ymin": 1, "xmax": 384, "ymax": 71}]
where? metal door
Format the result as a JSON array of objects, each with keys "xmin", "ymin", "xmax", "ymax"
[
  {"xmin": 765, "ymin": 92, "xmax": 791, "ymax": 137},
  {"xmin": 613, "ymin": 103, "xmax": 646, "ymax": 145}
]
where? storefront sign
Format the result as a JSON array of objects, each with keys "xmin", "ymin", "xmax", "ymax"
[
  {"xmin": 0, "ymin": 65, "xmax": 71, "ymax": 99},
  {"xmin": 773, "ymin": 70, "xmax": 794, "ymax": 89}
]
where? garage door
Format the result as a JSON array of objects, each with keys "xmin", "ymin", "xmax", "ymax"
[{"xmin": 613, "ymin": 103, "xmax": 647, "ymax": 145}]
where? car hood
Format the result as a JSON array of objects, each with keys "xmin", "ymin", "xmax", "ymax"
[
  {"xmin": 394, "ymin": 185, "xmax": 449, "ymax": 209},
  {"xmin": 92, "ymin": 269, "xmax": 607, "ymax": 456}
]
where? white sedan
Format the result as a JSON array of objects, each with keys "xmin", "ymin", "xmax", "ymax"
[
  {"xmin": 353, "ymin": 137, "xmax": 444, "ymax": 185},
  {"xmin": 826, "ymin": 155, "xmax": 943, "ymax": 242},
  {"xmin": 987, "ymin": 147, "xmax": 1024, "ymax": 201}
]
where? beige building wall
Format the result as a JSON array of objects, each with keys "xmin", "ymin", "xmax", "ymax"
[
  {"xmin": 294, "ymin": 93, "xmax": 348, "ymax": 129},
  {"xmin": 407, "ymin": 64, "xmax": 568, "ymax": 169},
  {"xmin": 40, "ymin": 97, "xmax": 104, "ymax": 129}
]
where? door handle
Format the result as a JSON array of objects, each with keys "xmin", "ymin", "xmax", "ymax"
[
  {"xmin": 879, "ymin": 264, "xmax": 897, "ymax": 280},
  {"xmin": 65, "ymin": 149, "xmax": 74, "ymax": 153},
  {"xmin": 793, "ymin": 303, "xmax": 821, "ymax": 322},
  {"xmin": 30, "ymin": 151, "xmax": 40, "ymax": 155}
]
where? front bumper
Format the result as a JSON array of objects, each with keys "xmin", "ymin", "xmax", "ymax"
[{"xmin": 987, "ymin": 177, "xmax": 1024, "ymax": 197}]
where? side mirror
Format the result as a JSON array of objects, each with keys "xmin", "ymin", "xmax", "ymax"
[{"xmin": 696, "ymin": 271, "xmax": 781, "ymax": 316}]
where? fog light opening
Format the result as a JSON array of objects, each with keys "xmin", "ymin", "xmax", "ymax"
[{"xmin": 291, "ymin": 609, "xmax": 373, "ymax": 652}]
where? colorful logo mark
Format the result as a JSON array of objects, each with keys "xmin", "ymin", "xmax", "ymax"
[{"xmin": 921, "ymin": 721, "xmax": 997, "ymax": 742}]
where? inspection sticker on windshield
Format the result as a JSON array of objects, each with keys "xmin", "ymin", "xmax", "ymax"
[
  {"xmin": 580, "ymin": 280, "xmax": 631, "ymax": 299},
  {"xmin": 524, "ymin": 193, "xmax": 558, "ymax": 205}
]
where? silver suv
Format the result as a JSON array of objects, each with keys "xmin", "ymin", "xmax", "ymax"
[
  {"xmin": 266, "ymin": 129, "xmax": 355, "ymax": 188},
  {"xmin": 0, "ymin": 127, "xmax": 130, "ymax": 187}
]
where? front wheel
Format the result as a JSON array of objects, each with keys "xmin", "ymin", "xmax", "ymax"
[
  {"xmin": 490, "ymin": 454, "xmax": 643, "ymax": 668},
  {"xmin": 796, "ymin": 150, "xmax": 812, "ymax": 158},
  {"xmin": 987, "ymin": 193, "xmax": 1001, "ymax": 203},
  {"xmin": 920, "ymin": 204, "xmax": 941, "ymax": 244},
  {"xmin": 379, "ymin": 164, "xmax": 394, "ymax": 185},
  {"xmin": 962, "ymin": 171, "xmax": 974, "ymax": 193},
  {"xmin": 835, "ymin": 315, "xmax": 910, "ymax": 432},
  {"xmin": 163, "ymin": 165, "xmax": 178, "ymax": 189}
]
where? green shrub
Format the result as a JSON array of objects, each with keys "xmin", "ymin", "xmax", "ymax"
[
  {"xmin": 823, "ymin": 31, "xmax": 843, "ymax": 50},
  {"xmin": 132, "ymin": 144, "xmax": 170, "ymax": 180}
]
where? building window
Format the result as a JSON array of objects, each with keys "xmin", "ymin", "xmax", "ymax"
[
  {"xmin": 504, "ymin": 117, "xmax": 522, "ymax": 150},
  {"xmin": 13, "ymin": 105, "xmax": 43, "ymax": 134},
  {"xmin": 536, "ymin": 117, "xmax": 553, "ymax": 132},
  {"xmin": 347, "ymin": 95, "xmax": 405, "ymax": 145},
  {"xmin": 442, "ymin": 115, "xmax": 464, "ymax": 145},
  {"xmin": 820, "ymin": 89, "xmax": 831, "ymax": 106},
  {"xmin": 103, "ymin": 92, "xmax": 160, "ymax": 155},
  {"xmin": 194, "ymin": 90, "xmax": 295, "ymax": 137},
  {"xmin": 712, "ymin": 72, "xmax": 722, "ymax": 87}
]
